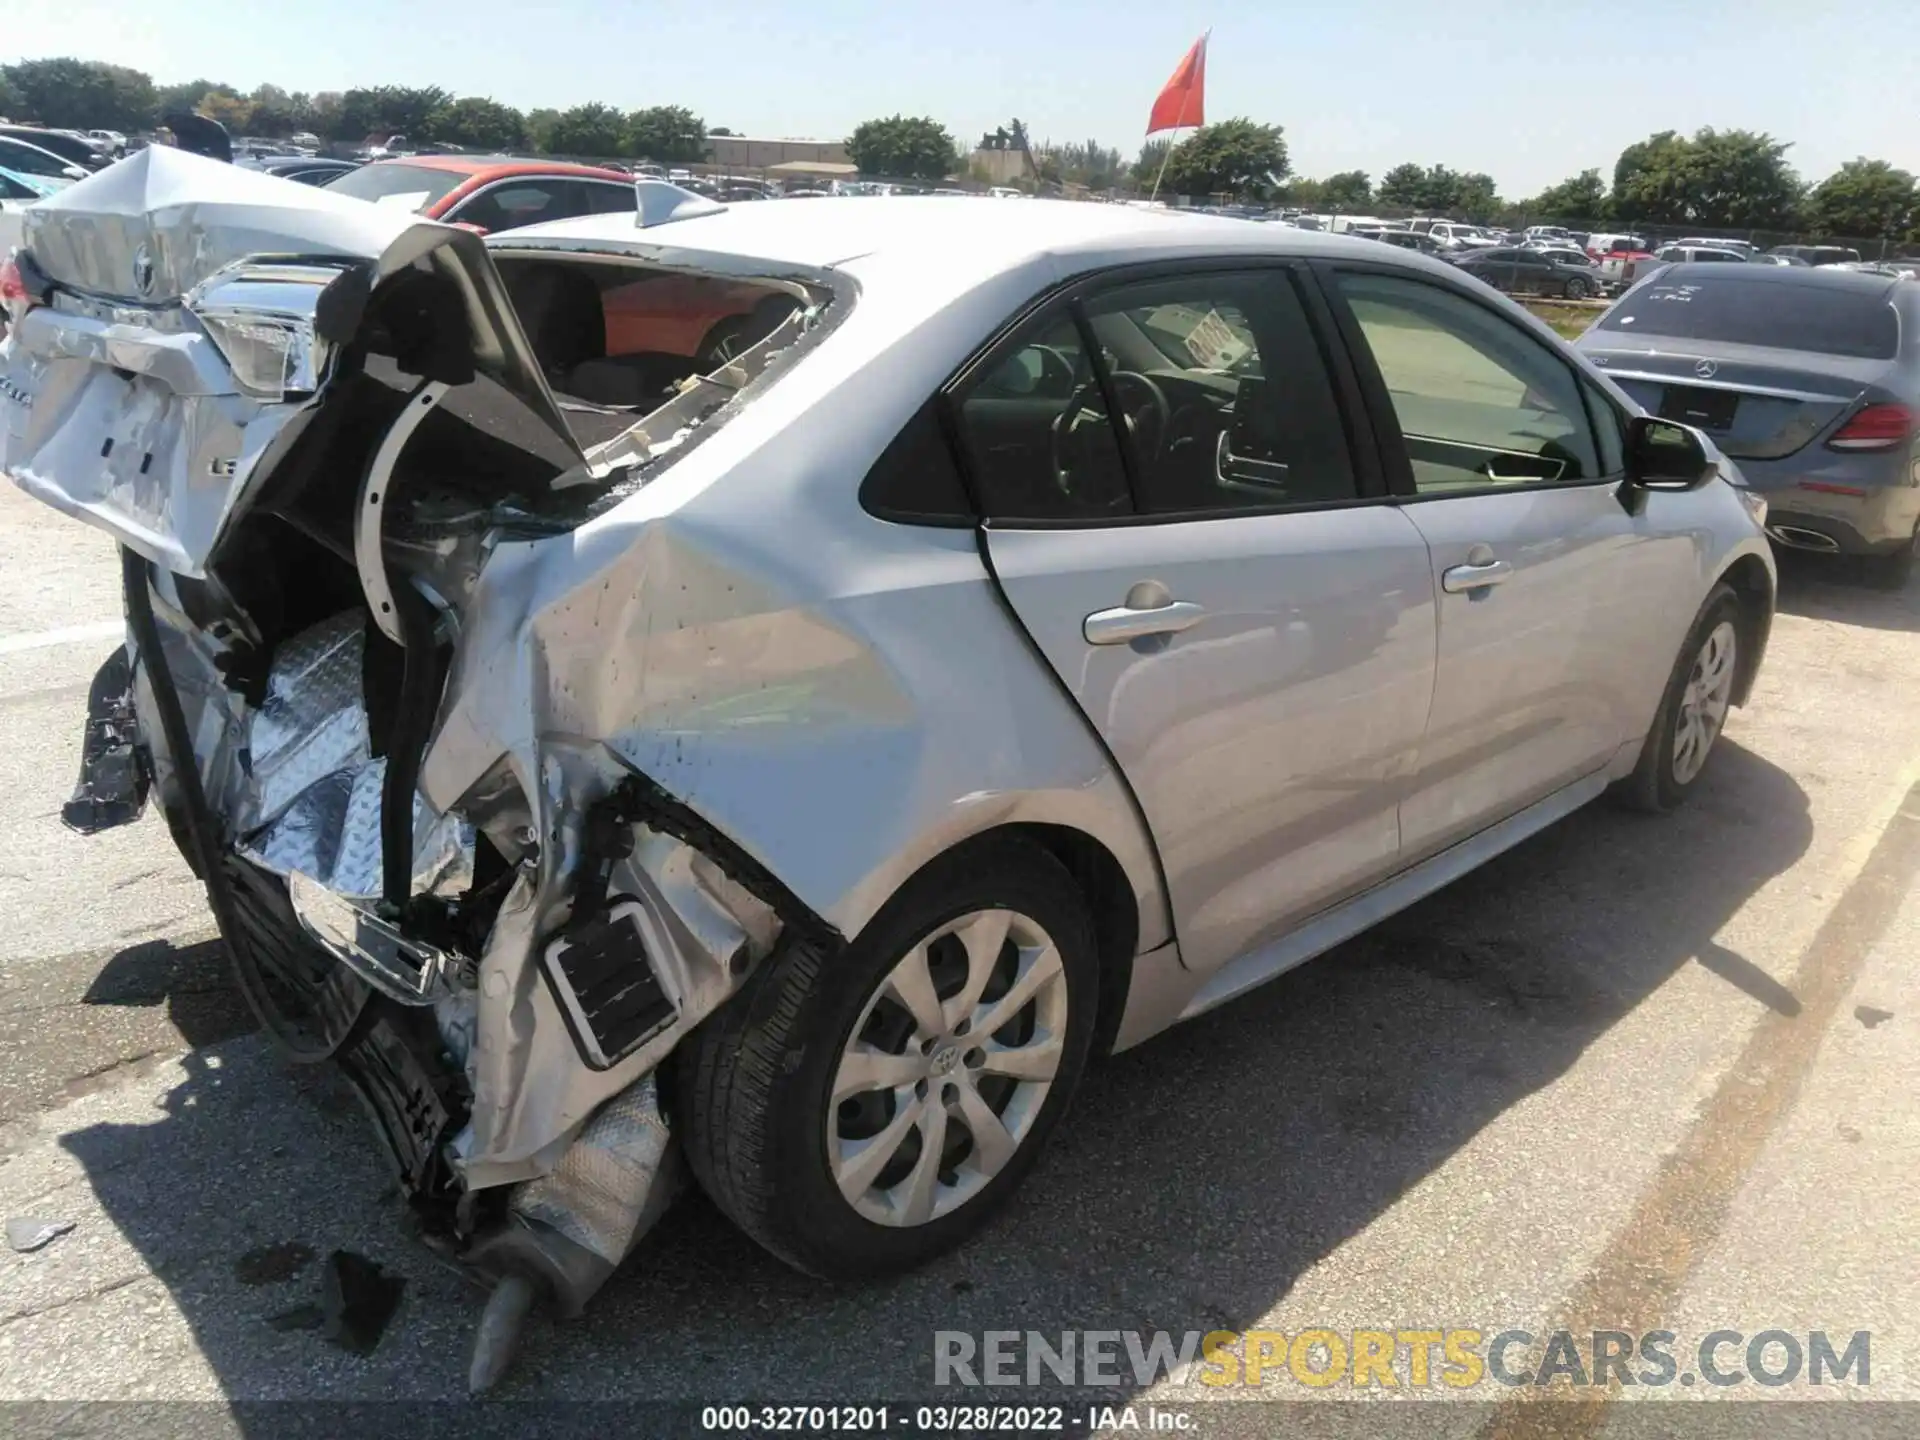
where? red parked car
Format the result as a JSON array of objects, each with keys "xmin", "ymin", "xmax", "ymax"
[{"xmin": 324, "ymin": 154, "xmax": 639, "ymax": 232}]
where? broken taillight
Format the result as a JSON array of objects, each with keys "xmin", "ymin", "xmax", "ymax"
[
  {"xmin": 185, "ymin": 261, "xmax": 345, "ymax": 402},
  {"xmin": 1, "ymin": 255, "xmax": 44, "ymax": 330}
]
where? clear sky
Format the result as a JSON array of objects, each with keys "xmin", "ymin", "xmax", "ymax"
[{"xmin": 11, "ymin": 0, "xmax": 1920, "ymax": 195}]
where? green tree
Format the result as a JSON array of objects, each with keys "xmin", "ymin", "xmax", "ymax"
[
  {"xmin": 1, "ymin": 57, "xmax": 157, "ymax": 131},
  {"xmin": 1452, "ymin": 171, "xmax": 1499, "ymax": 218},
  {"xmin": 432, "ymin": 96, "xmax": 528, "ymax": 151},
  {"xmin": 1611, "ymin": 128, "xmax": 1802, "ymax": 229},
  {"xmin": 525, "ymin": 108, "xmax": 562, "ymax": 152},
  {"xmin": 333, "ymin": 85, "xmax": 453, "ymax": 143},
  {"xmin": 626, "ymin": 105, "xmax": 706, "ymax": 163},
  {"xmin": 1161, "ymin": 118, "xmax": 1290, "ymax": 200},
  {"xmin": 1320, "ymin": 170, "xmax": 1372, "ymax": 207},
  {"xmin": 246, "ymin": 84, "xmax": 297, "ymax": 136},
  {"xmin": 1808, "ymin": 157, "xmax": 1916, "ymax": 240},
  {"xmin": 546, "ymin": 102, "xmax": 628, "ymax": 156},
  {"xmin": 1524, "ymin": 168, "xmax": 1608, "ymax": 223},
  {"xmin": 1051, "ymin": 139, "xmax": 1124, "ymax": 190},
  {"xmin": 154, "ymin": 78, "xmax": 228, "ymax": 120},
  {"xmin": 1378, "ymin": 162, "xmax": 1498, "ymax": 216},
  {"xmin": 0, "ymin": 71, "xmax": 17, "ymax": 120},
  {"xmin": 1377, "ymin": 162, "xmax": 1428, "ymax": 208},
  {"xmin": 1281, "ymin": 176, "xmax": 1327, "ymax": 207},
  {"xmin": 196, "ymin": 87, "xmax": 254, "ymax": 133},
  {"xmin": 1687, "ymin": 128, "xmax": 1802, "ymax": 229},
  {"xmin": 846, "ymin": 115, "xmax": 960, "ymax": 180},
  {"xmin": 1132, "ymin": 138, "xmax": 1174, "ymax": 191}
]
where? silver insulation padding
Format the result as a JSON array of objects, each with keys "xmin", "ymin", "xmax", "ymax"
[
  {"xmin": 236, "ymin": 611, "xmax": 473, "ymax": 899},
  {"xmin": 508, "ymin": 1073, "xmax": 684, "ymax": 1267}
]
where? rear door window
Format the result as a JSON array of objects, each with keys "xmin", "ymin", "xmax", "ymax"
[
  {"xmin": 1080, "ymin": 269, "xmax": 1358, "ymax": 514},
  {"xmin": 1598, "ymin": 275, "xmax": 1898, "ymax": 358},
  {"xmin": 952, "ymin": 312, "xmax": 1133, "ymax": 521}
]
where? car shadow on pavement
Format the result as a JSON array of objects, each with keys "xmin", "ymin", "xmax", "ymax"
[
  {"xmin": 1773, "ymin": 550, "xmax": 1920, "ymax": 633},
  {"xmin": 80, "ymin": 936, "xmax": 256, "ymax": 1052},
  {"xmin": 51, "ymin": 741, "xmax": 1812, "ymax": 1406}
]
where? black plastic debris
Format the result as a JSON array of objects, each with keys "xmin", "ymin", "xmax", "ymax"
[
  {"xmin": 321, "ymin": 1250, "xmax": 406, "ymax": 1355},
  {"xmin": 61, "ymin": 647, "xmax": 149, "ymax": 836},
  {"xmin": 6, "ymin": 1217, "xmax": 76, "ymax": 1253}
]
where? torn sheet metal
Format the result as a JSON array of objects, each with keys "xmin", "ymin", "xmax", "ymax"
[
  {"xmin": 451, "ymin": 746, "xmax": 777, "ymax": 1188},
  {"xmin": 22, "ymin": 146, "xmax": 444, "ymax": 303}
]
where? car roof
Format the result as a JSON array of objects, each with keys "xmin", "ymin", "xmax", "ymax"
[
  {"xmin": 1649, "ymin": 260, "xmax": 1902, "ymax": 297},
  {"xmin": 362, "ymin": 154, "xmax": 633, "ymax": 184},
  {"xmin": 498, "ymin": 194, "xmax": 1392, "ymax": 276}
]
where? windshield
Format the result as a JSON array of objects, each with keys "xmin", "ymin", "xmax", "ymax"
[
  {"xmin": 323, "ymin": 162, "xmax": 467, "ymax": 212},
  {"xmin": 1599, "ymin": 275, "xmax": 1899, "ymax": 359}
]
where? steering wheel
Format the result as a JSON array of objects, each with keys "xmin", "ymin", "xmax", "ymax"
[{"xmin": 1047, "ymin": 373, "xmax": 1171, "ymax": 500}]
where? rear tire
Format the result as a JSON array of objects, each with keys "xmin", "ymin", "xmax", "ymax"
[
  {"xmin": 1564, "ymin": 277, "xmax": 1590, "ymax": 300},
  {"xmin": 674, "ymin": 835, "xmax": 1099, "ymax": 1279},
  {"xmin": 1616, "ymin": 584, "xmax": 1742, "ymax": 814}
]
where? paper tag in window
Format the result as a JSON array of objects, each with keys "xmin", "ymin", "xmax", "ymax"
[
  {"xmin": 374, "ymin": 191, "xmax": 432, "ymax": 210},
  {"xmin": 1185, "ymin": 308, "xmax": 1251, "ymax": 370}
]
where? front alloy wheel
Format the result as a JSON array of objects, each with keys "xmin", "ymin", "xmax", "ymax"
[
  {"xmin": 1618, "ymin": 583, "xmax": 1743, "ymax": 812},
  {"xmin": 675, "ymin": 836, "xmax": 1098, "ymax": 1278},
  {"xmin": 1671, "ymin": 619, "xmax": 1737, "ymax": 785}
]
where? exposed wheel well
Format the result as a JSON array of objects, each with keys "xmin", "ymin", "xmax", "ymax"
[
  {"xmin": 997, "ymin": 823, "xmax": 1140, "ymax": 1058},
  {"xmin": 1718, "ymin": 554, "xmax": 1775, "ymax": 706}
]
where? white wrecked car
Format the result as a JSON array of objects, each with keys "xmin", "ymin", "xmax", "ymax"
[{"xmin": 2, "ymin": 150, "xmax": 1774, "ymax": 1383}]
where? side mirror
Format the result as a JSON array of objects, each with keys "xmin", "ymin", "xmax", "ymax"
[
  {"xmin": 1619, "ymin": 414, "xmax": 1718, "ymax": 515},
  {"xmin": 1627, "ymin": 414, "xmax": 1717, "ymax": 489}
]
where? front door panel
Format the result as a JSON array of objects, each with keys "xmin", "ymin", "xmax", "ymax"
[{"xmin": 985, "ymin": 510, "xmax": 1437, "ymax": 975}]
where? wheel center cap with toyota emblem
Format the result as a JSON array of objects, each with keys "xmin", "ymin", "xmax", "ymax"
[
  {"xmin": 929, "ymin": 1043, "xmax": 962, "ymax": 1077},
  {"xmin": 1694, "ymin": 359, "xmax": 1718, "ymax": 379}
]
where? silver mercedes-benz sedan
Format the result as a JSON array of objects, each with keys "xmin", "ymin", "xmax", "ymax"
[{"xmin": 1, "ymin": 149, "xmax": 1773, "ymax": 1382}]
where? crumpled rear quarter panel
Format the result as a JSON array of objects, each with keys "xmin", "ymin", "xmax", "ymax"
[{"xmin": 420, "ymin": 266, "xmax": 1169, "ymax": 955}]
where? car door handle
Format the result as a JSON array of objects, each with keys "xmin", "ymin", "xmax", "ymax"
[
  {"xmin": 1441, "ymin": 559, "xmax": 1513, "ymax": 593},
  {"xmin": 1083, "ymin": 600, "xmax": 1208, "ymax": 645}
]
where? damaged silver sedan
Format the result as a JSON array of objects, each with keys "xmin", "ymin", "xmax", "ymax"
[{"xmin": 3, "ymin": 150, "xmax": 1774, "ymax": 1385}]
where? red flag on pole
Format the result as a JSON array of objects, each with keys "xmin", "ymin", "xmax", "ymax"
[{"xmin": 1146, "ymin": 33, "xmax": 1208, "ymax": 135}]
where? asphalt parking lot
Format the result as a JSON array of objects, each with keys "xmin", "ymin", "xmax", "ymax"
[{"xmin": 1, "ymin": 478, "xmax": 1917, "ymax": 1433}]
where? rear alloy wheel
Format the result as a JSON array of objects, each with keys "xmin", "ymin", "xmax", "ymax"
[
  {"xmin": 1564, "ymin": 276, "xmax": 1590, "ymax": 300},
  {"xmin": 674, "ymin": 837, "xmax": 1098, "ymax": 1278},
  {"xmin": 1618, "ymin": 584, "xmax": 1742, "ymax": 812},
  {"xmin": 830, "ymin": 908, "xmax": 1069, "ymax": 1228}
]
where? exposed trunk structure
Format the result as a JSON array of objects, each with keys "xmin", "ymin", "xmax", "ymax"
[{"xmin": 4, "ymin": 148, "xmax": 842, "ymax": 1384}]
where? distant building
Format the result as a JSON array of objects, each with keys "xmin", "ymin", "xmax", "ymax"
[{"xmin": 705, "ymin": 134, "xmax": 851, "ymax": 170}]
